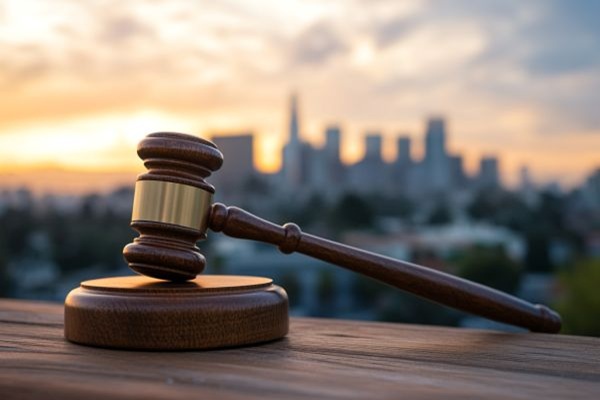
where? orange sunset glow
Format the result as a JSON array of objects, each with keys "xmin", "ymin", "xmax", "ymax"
[{"xmin": 1, "ymin": 0, "xmax": 599, "ymax": 194}]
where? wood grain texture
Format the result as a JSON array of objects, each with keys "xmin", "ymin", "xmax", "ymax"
[
  {"xmin": 64, "ymin": 275, "xmax": 289, "ymax": 350},
  {"xmin": 1, "ymin": 299, "xmax": 599, "ymax": 400},
  {"xmin": 209, "ymin": 203, "xmax": 561, "ymax": 333}
]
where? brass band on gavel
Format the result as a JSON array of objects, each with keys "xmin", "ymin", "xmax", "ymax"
[{"xmin": 131, "ymin": 180, "xmax": 213, "ymax": 232}]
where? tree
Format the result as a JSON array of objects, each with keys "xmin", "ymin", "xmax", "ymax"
[
  {"xmin": 456, "ymin": 245, "xmax": 522, "ymax": 294},
  {"xmin": 428, "ymin": 204, "xmax": 452, "ymax": 225},
  {"xmin": 329, "ymin": 193, "xmax": 374, "ymax": 231},
  {"xmin": 524, "ymin": 228, "xmax": 552, "ymax": 272},
  {"xmin": 291, "ymin": 194, "xmax": 328, "ymax": 228},
  {"xmin": 278, "ymin": 273, "xmax": 301, "ymax": 308},
  {"xmin": 467, "ymin": 190, "xmax": 499, "ymax": 221},
  {"xmin": 0, "ymin": 237, "xmax": 11, "ymax": 296},
  {"xmin": 316, "ymin": 270, "xmax": 335, "ymax": 316},
  {"xmin": 370, "ymin": 194, "xmax": 414, "ymax": 219},
  {"xmin": 557, "ymin": 259, "xmax": 600, "ymax": 337}
]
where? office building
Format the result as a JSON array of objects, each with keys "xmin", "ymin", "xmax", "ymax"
[
  {"xmin": 211, "ymin": 134, "xmax": 255, "ymax": 199},
  {"xmin": 397, "ymin": 136, "xmax": 412, "ymax": 165},
  {"xmin": 479, "ymin": 156, "xmax": 500, "ymax": 188},
  {"xmin": 424, "ymin": 117, "xmax": 451, "ymax": 192},
  {"xmin": 347, "ymin": 132, "xmax": 387, "ymax": 192},
  {"xmin": 282, "ymin": 93, "xmax": 303, "ymax": 189}
]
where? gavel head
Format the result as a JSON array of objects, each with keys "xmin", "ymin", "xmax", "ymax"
[{"xmin": 122, "ymin": 132, "xmax": 223, "ymax": 281}]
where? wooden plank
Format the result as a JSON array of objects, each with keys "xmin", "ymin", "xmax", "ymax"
[{"xmin": 1, "ymin": 299, "xmax": 599, "ymax": 400}]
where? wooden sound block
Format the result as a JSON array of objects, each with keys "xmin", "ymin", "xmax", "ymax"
[{"xmin": 64, "ymin": 275, "xmax": 289, "ymax": 350}]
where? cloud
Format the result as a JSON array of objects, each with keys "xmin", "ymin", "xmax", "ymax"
[
  {"xmin": 0, "ymin": 44, "xmax": 52, "ymax": 87},
  {"xmin": 291, "ymin": 22, "xmax": 346, "ymax": 65},
  {"xmin": 100, "ymin": 15, "xmax": 152, "ymax": 44},
  {"xmin": 525, "ymin": 45, "xmax": 600, "ymax": 75},
  {"xmin": 0, "ymin": 0, "xmax": 599, "ymax": 185}
]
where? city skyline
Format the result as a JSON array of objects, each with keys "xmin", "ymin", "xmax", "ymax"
[
  {"xmin": 198, "ymin": 96, "xmax": 598, "ymax": 210},
  {"xmin": 1, "ymin": 1, "xmax": 599, "ymax": 193},
  {"xmin": 272, "ymin": 96, "xmax": 505, "ymax": 199},
  {"xmin": 0, "ymin": 94, "xmax": 597, "ymax": 195}
]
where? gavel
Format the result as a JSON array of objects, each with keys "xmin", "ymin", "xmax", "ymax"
[{"xmin": 122, "ymin": 132, "xmax": 561, "ymax": 334}]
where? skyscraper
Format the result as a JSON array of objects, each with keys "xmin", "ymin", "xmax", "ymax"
[
  {"xmin": 449, "ymin": 155, "xmax": 466, "ymax": 188},
  {"xmin": 519, "ymin": 165, "xmax": 533, "ymax": 191},
  {"xmin": 519, "ymin": 165, "xmax": 538, "ymax": 206},
  {"xmin": 324, "ymin": 125, "xmax": 341, "ymax": 162},
  {"xmin": 479, "ymin": 156, "xmax": 500, "ymax": 188},
  {"xmin": 289, "ymin": 93, "xmax": 299, "ymax": 142},
  {"xmin": 282, "ymin": 93, "xmax": 302, "ymax": 189},
  {"xmin": 424, "ymin": 117, "xmax": 450, "ymax": 192},
  {"xmin": 323, "ymin": 125, "xmax": 344, "ymax": 190},
  {"xmin": 365, "ymin": 132, "xmax": 383, "ymax": 161},
  {"xmin": 425, "ymin": 118, "xmax": 445, "ymax": 156},
  {"xmin": 347, "ymin": 131, "xmax": 386, "ymax": 192},
  {"xmin": 211, "ymin": 134, "xmax": 255, "ymax": 200},
  {"xmin": 583, "ymin": 168, "xmax": 600, "ymax": 209},
  {"xmin": 392, "ymin": 136, "xmax": 414, "ymax": 194},
  {"xmin": 396, "ymin": 136, "xmax": 412, "ymax": 165}
]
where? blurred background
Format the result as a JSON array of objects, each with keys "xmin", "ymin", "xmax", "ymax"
[{"xmin": 0, "ymin": 0, "xmax": 599, "ymax": 335}]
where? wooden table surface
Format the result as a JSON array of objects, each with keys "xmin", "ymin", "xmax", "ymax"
[{"xmin": 1, "ymin": 299, "xmax": 599, "ymax": 399}]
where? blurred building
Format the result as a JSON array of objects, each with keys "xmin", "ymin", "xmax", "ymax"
[
  {"xmin": 324, "ymin": 125, "xmax": 341, "ymax": 163},
  {"xmin": 478, "ymin": 156, "xmax": 500, "ymax": 189},
  {"xmin": 519, "ymin": 165, "xmax": 538, "ymax": 206},
  {"xmin": 347, "ymin": 131, "xmax": 388, "ymax": 193},
  {"xmin": 302, "ymin": 143, "xmax": 327, "ymax": 192},
  {"xmin": 303, "ymin": 125, "xmax": 345, "ymax": 197},
  {"xmin": 449, "ymin": 155, "xmax": 467, "ymax": 188},
  {"xmin": 392, "ymin": 136, "xmax": 413, "ymax": 193},
  {"xmin": 365, "ymin": 133, "xmax": 383, "ymax": 161},
  {"xmin": 325, "ymin": 125, "xmax": 344, "ymax": 194},
  {"xmin": 423, "ymin": 117, "xmax": 451, "ymax": 193},
  {"xmin": 282, "ymin": 93, "xmax": 303, "ymax": 191},
  {"xmin": 583, "ymin": 168, "xmax": 600, "ymax": 209},
  {"xmin": 396, "ymin": 136, "xmax": 412, "ymax": 165},
  {"xmin": 211, "ymin": 134, "xmax": 255, "ymax": 201},
  {"xmin": 276, "ymin": 96, "xmax": 517, "ymax": 200}
]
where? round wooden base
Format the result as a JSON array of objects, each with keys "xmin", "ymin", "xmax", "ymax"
[{"xmin": 64, "ymin": 275, "xmax": 289, "ymax": 350}]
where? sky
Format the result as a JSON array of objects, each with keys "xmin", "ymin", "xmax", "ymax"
[{"xmin": 0, "ymin": 0, "xmax": 599, "ymax": 193}]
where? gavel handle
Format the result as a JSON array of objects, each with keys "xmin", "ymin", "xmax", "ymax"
[{"xmin": 208, "ymin": 203, "xmax": 561, "ymax": 333}]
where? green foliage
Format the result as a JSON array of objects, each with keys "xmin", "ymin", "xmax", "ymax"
[
  {"xmin": 0, "ymin": 193, "xmax": 135, "ymax": 279},
  {"xmin": 330, "ymin": 193, "xmax": 374, "ymax": 231},
  {"xmin": 278, "ymin": 273, "xmax": 301, "ymax": 308},
  {"xmin": 317, "ymin": 270, "xmax": 335, "ymax": 308},
  {"xmin": 428, "ymin": 204, "xmax": 452, "ymax": 225},
  {"xmin": 43, "ymin": 209, "xmax": 133, "ymax": 273},
  {"xmin": 241, "ymin": 175, "xmax": 270, "ymax": 196},
  {"xmin": 291, "ymin": 194, "xmax": 328, "ymax": 228},
  {"xmin": 1, "ymin": 207, "xmax": 36, "ymax": 258},
  {"xmin": 467, "ymin": 189, "xmax": 582, "ymax": 272},
  {"xmin": 467, "ymin": 189, "xmax": 530, "ymax": 230},
  {"xmin": 557, "ymin": 259, "xmax": 600, "ymax": 337},
  {"xmin": 0, "ymin": 236, "xmax": 10, "ymax": 296},
  {"xmin": 524, "ymin": 228, "xmax": 552, "ymax": 272},
  {"xmin": 522, "ymin": 192, "xmax": 574, "ymax": 272},
  {"xmin": 456, "ymin": 245, "xmax": 522, "ymax": 294},
  {"xmin": 369, "ymin": 194, "xmax": 414, "ymax": 218}
]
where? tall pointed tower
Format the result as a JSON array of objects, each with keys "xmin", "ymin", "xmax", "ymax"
[
  {"xmin": 289, "ymin": 93, "xmax": 300, "ymax": 144},
  {"xmin": 282, "ymin": 93, "xmax": 302, "ymax": 189}
]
